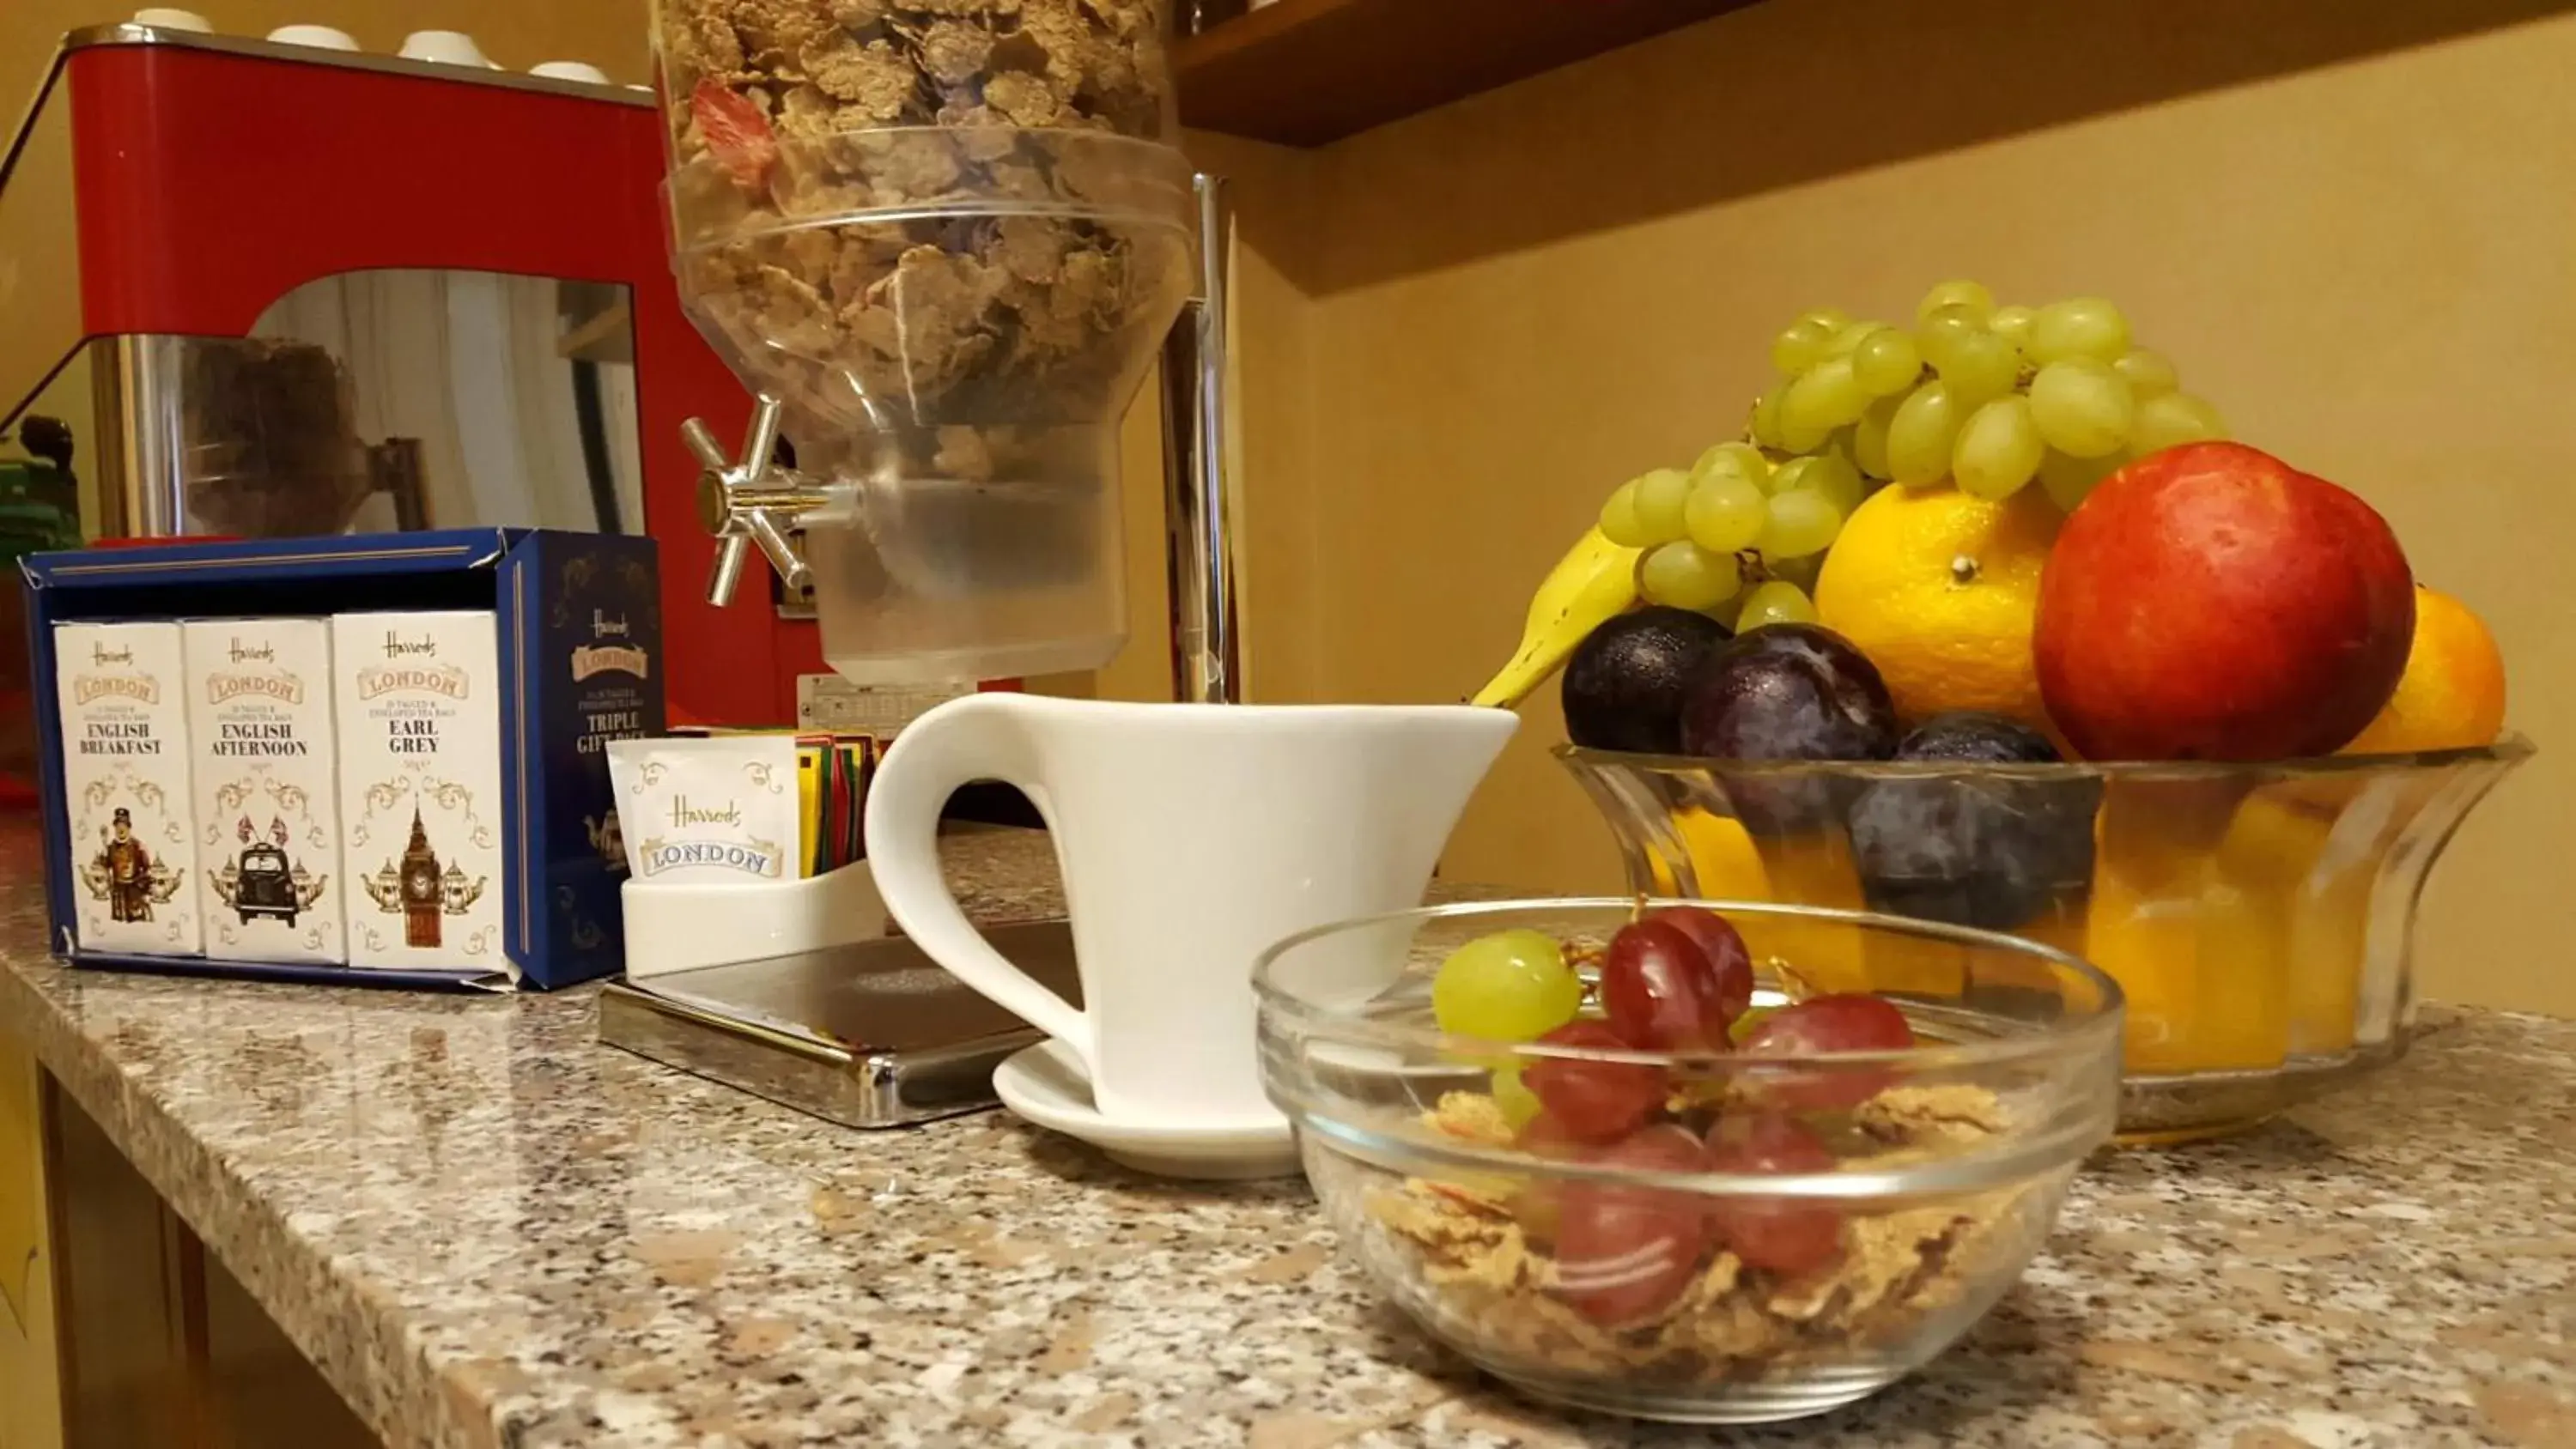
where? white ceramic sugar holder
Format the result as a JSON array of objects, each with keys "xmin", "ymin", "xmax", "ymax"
[{"xmin": 618, "ymin": 864, "xmax": 887, "ymax": 980}]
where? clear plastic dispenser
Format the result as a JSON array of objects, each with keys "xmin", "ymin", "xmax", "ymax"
[{"xmin": 653, "ymin": 0, "xmax": 1195, "ymax": 682}]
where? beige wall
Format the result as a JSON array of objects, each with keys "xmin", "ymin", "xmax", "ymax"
[{"xmin": 1219, "ymin": 0, "xmax": 2576, "ymax": 1015}]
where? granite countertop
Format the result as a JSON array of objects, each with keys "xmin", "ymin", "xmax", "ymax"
[{"xmin": 3, "ymin": 824, "xmax": 2573, "ymax": 1449}]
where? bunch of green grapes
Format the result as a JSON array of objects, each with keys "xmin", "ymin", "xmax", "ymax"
[
  {"xmin": 1595, "ymin": 281, "xmax": 2228, "ymax": 625},
  {"xmin": 1763, "ymin": 282, "xmax": 2229, "ymax": 510},
  {"xmin": 1597, "ymin": 440, "xmax": 1844, "ymax": 628}
]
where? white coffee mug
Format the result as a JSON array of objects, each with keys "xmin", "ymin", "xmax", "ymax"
[{"xmin": 865, "ymin": 694, "xmax": 1515, "ymax": 1126}]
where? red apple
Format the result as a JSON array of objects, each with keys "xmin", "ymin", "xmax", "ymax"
[{"xmin": 2035, "ymin": 442, "xmax": 2413, "ymax": 761}]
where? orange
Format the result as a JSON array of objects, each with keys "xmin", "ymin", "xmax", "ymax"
[
  {"xmin": 2340, "ymin": 585, "xmax": 2507, "ymax": 755},
  {"xmin": 1645, "ymin": 807, "xmax": 1771, "ymax": 900},
  {"xmin": 1814, "ymin": 482, "xmax": 2061, "ymax": 730},
  {"xmin": 2083, "ymin": 779, "xmax": 2290, "ymax": 1076},
  {"xmin": 1744, "ymin": 831, "xmax": 1874, "ymax": 995}
]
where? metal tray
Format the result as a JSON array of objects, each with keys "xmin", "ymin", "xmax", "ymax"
[{"xmin": 597, "ymin": 920, "xmax": 1079, "ymax": 1128}]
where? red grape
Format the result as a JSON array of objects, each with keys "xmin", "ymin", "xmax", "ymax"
[
  {"xmin": 1515, "ymin": 1112, "xmax": 1586, "ymax": 1156},
  {"xmin": 1599, "ymin": 919, "xmax": 1730, "ymax": 1051},
  {"xmin": 1703, "ymin": 1114, "xmax": 1843, "ymax": 1276},
  {"xmin": 1738, "ymin": 994, "xmax": 1914, "ymax": 1053},
  {"xmin": 1735, "ymin": 993, "xmax": 1915, "ymax": 1110},
  {"xmin": 1645, "ymin": 907, "xmax": 1756, "ymax": 1023},
  {"xmin": 1553, "ymin": 1125, "xmax": 1711, "ymax": 1325},
  {"xmin": 1522, "ymin": 1021, "xmax": 1669, "ymax": 1143}
]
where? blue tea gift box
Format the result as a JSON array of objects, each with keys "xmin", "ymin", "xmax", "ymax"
[{"xmin": 23, "ymin": 530, "xmax": 664, "ymax": 991}]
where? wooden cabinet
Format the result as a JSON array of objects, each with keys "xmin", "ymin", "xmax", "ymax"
[
  {"xmin": 0, "ymin": 1029, "xmax": 64, "ymax": 1449},
  {"xmin": 0, "ymin": 1052, "xmax": 373, "ymax": 1449}
]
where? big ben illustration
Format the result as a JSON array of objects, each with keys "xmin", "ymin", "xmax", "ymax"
[
  {"xmin": 398, "ymin": 808, "xmax": 444, "ymax": 947},
  {"xmin": 361, "ymin": 805, "xmax": 486, "ymax": 951}
]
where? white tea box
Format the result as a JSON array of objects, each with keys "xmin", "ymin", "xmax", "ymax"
[
  {"xmin": 185, "ymin": 618, "xmax": 347, "ymax": 963},
  {"xmin": 331, "ymin": 610, "xmax": 504, "ymax": 969},
  {"xmin": 54, "ymin": 621, "xmax": 202, "ymax": 955}
]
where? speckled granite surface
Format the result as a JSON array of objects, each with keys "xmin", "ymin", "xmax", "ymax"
[{"xmin": 3, "ymin": 823, "xmax": 2573, "ymax": 1448}]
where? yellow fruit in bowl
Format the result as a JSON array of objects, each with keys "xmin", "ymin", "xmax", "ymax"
[
  {"xmin": 2213, "ymin": 785, "xmax": 2366, "ymax": 1058},
  {"xmin": 1814, "ymin": 482, "xmax": 2060, "ymax": 730},
  {"xmin": 1645, "ymin": 807, "xmax": 1770, "ymax": 900},
  {"xmin": 2340, "ymin": 585, "xmax": 2507, "ymax": 755},
  {"xmin": 1745, "ymin": 831, "xmax": 1874, "ymax": 995},
  {"xmin": 2082, "ymin": 779, "xmax": 2291, "ymax": 1075}
]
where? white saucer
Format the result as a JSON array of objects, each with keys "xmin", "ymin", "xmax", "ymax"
[{"xmin": 992, "ymin": 1040, "xmax": 1303, "ymax": 1181}]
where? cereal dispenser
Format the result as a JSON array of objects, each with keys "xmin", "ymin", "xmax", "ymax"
[{"xmin": 654, "ymin": 0, "xmax": 1215, "ymax": 687}]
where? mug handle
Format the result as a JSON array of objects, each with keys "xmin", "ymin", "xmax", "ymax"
[{"xmin": 861, "ymin": 694, "xmax": 1091, "ymax": 1060}]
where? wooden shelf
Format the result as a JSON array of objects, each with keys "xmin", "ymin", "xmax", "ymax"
[{"xmin": 1175, "ymin": 0, "xmax": 1752, "ymax": 148}]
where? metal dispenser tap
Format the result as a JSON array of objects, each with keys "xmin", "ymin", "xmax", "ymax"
[{"xmin": 685, "ymin": 398, "xmax": 820, "ymax": 607}]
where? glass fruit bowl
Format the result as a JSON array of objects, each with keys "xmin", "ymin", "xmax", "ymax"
[
  {"xmin": 1558, "ymin": 738, "xmax": 2532, "ymax": 1143},
  {"xmin": 1254, "ymin": 900, "xmax": 2122, "ymax": 1424}
]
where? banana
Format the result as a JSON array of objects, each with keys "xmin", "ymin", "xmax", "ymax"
[{"xmin": 1471, "ymin": 527, "xmax": 1643, "ymax": 708}]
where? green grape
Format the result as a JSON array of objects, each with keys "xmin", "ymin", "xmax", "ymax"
[
  {"xmin": 1598, "ymin": 478, "xmax": 1650, "ymax": 546},
  {"xmin": 1852, "ymin": 394, "xmax": 1900, "ymax": 479},
  {"xmin": 1797, "ymin": 452, "xmax": 1865, "ymax": 514},
  {"xmin": 1686, "ymin": 472, "xmax": 1768, "ymax": 552},
  {"xmin": 1827, "ymin": 320, "xmax": 1885, "ymax": 357},
  {"xmin": 2028, "ymin": 296, "xmax": 2132, "ymax": 366},
  {"xmin": 1750, "ymin": 387, "xmax": 1789, "ymax": 450},
  {"xmin": 2027, "ymin": 358, "xmax": 2135, "ymax": 458},
  {"xmin": 1772, "ymin": 553, "xmax": 1834, "ymax": 591},
  {"xmin": 1953, "ymin": 396, "xmax": 2046, "ymax": 500},
  {"xmin": 1781, "ymin": 356, "xmax": 1868, "ymax": 443},
  {"xmin": 1490, "ymin": 1065, "xmax": 1544, "ymax": 1131},
  {"xmin": 1691, "ymin": 440, "xmax": 1771, "ymax": 490},
  {"xmin": 1851, "ymin": 327, "xmax": 1923, "ymax": 397},
  {"xmin": 1915, "ymin": 306, "xmax": 1984, "ymax": 374},
  {"xmin": 1886, "ymin": 379, "xmax": 1965, "ymax": 488},
  {"xmin": 2113, "ymin": 349, "xmax": 2180, "ymax": 398},
  {"xmin": 1640, "ymin": 540, "xmax": 1742, "ymax": 609},
  {"xmin": 1756, "ymin": 488, "xmax": 1843, "ymax": 560},
  {"xmin": 1431, "ymin": 928, "xmax": 1583, "ymax": 1042},
  {"xmin": 1777, "ymin": 415, "xmax": 1832, "ymax": 454},
  {"xmin": 1765, "ymin": 550, "xmax": 1823, "ymax": 592},
  {"xmin": 2038, "ymin": 448, "xmax": 2122, "ymax": 513},
  {"xmin": 1736, "ymin": 579, "xmax": 1819, "ymax": 630},
  {"xmin": 2129, "ymin": 391, "xmax": 2229, "ymax": 454},
  {"xmin": 1916, "ymin": 279, "xmax": 1996, "ymax": 324},
  {"xmin": 1631, "ymin": 466, "xmax": 1695, "ymax": 544},
  {"xmin": 1937, "ymin": 328, "xmax": 2021, "ymax": 409},
  {"xmin": 1766, "ymin": 455, "xmax": 1815, "ymax": 497},
  {"xmin": 1820, "ymin": 425, "xmax": 1862, "ymax": 472},
  {"xmin": 1771, "ymin": 318, "xmax": 1834, "ymax": 376},
  {"xmin": 1989, "ymin": 305, "xmax": 2036, "ymax": 349},
  {"xmin": 1798, "ymin": 306, "xmax": 1853, "ymax": 333}
]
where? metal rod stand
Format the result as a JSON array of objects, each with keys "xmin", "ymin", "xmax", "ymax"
[{"xmin": 1158, "ymin": 173, "xmax": 1243, "ymax": 705}]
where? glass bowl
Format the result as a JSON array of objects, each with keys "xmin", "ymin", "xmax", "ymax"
[
  {"xmin": 1558, "ymin": 739, "xmax": 2532, "ymax": 1143},
  {"xmin": 1254, "ymin": 900, "xmax": 2122, "ymax": 1424}
]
